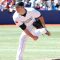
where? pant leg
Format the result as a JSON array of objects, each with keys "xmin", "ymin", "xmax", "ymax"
[
  {"xmin": 16, "ymin": 32, "xmax": 28, "ymax": 60},
  {"xmin": 31, "ymin": 28, "xmax": 47, "ymax": 37}
]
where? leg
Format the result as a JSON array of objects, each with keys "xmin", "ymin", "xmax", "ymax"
[
  {"xmin": 16, "ymin": 32, "xmax": 28, "ymax": 60},
  {"xmin": 31, "ymin": 28, "xmax": 50, "ymax": 37}
]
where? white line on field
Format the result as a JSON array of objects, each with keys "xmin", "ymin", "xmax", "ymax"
[
  {"xmin": 25, "ymin": 48, "xmax": 60, "ymax": 52},
  {"xmin": 49, "ymin": 38, "xmax": 60, "ymax": 39},
  {"xmin": 50, "ymin": 37, "xmax": 60, "ymax": 39},
  {"xmin": 50, "ymin": 30, "xmax": 60, "ymax": 32},
  {"xmin": 0, "ymin": 49, "xmax": 60, "ymax": 52}
]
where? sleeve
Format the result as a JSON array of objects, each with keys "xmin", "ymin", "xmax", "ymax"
[
  {"xmin": 31, "ymin": 9, "xmax": 41, "ymax": 18},
  {"xmin": 13, "ymin": 13, "xmax": 23, "ymax": 25}
]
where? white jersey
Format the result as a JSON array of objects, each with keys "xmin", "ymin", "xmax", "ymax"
[{"xmin": 13, "ymin": 8, "xmax": 41, "ymax": 31}]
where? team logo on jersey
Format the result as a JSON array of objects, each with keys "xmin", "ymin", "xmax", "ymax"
[{"xmin": 24, "ymin": 17, "xmax": 33, "ymax": 23}]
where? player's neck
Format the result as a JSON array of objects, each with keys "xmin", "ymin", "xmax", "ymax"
[
  {"xmin": 19, "ymin": 9, "xmax": 27, "ymax": 16},
  {"xmin": 19, "ymin": 9, "xmax": 25, "ymax": 15}
]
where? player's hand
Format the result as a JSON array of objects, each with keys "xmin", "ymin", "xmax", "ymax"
[{"xmin": 32, "ymin": 36, "xmax": 38, "ymax": 40}]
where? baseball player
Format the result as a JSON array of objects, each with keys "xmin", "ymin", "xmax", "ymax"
[{"xmin": 13, "ymin": 2, "xmax": 50, "ymax": 60}]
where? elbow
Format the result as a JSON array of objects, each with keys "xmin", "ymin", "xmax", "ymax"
[{"xmin": 19, "ymin": 23, "xmax": 26, "ymax": 30}]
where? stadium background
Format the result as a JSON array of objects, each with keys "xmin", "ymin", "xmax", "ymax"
[
  {"xmin": 0, "ymin": 10, "xmax": 60, "ymax": 24},
  {"xmin": 0, "ymin": 0, "xmax": 60, "ymax": 60}
]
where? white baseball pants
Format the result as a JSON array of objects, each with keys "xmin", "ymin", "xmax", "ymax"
[{"xmin": 16, "ymin": 28, "xmax": 47, "ymax": 60}]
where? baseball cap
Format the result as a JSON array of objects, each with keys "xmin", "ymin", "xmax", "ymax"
[{"xmin": 15, "ymin": 2, "xmax": 24, "ymax": 7}]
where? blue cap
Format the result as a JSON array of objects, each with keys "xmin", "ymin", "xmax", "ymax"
[{"xmin": 15, "ymin": 2, "xmax": 24, "ymax": 7}]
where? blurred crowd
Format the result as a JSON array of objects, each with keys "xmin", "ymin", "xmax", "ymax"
[
  {"xmin": 0, "ymin": 0, "xmax": 60, "ymax": 12},
  {"xmin": 33, "ymin": 0, "xmax": 60, "ymax": 10},
  {"xmin": 25, "ymin": 0, "xmax": 60, "ymax": 10},
  {"xmin": 0, "ymin": 0, "xmax": 15, "ymax": 12}
]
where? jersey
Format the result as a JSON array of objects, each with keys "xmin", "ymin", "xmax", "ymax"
[{"xmin": 13, "ymin": 8, "xmax": 41, "ymax": 31}]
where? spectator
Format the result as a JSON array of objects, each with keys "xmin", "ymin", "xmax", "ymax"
[
  {"xmin": 34, "ymin": 0, "xmax": 46, "ymax": 10},
  {"xmin": 56, "ymin": 0, "xmax": 60, "ymax": 10},
  {"xmin": 6, "ymin": 0, "xmax": 15, "ymax": 12},
  {"xmin": 44, "ymin": 0, "xmax": 52, "ymax": 10},
  {"xmin": 0, "ymin": 0, "xmax": 7, "ymax": 11},
  {"xmin": 0, "ymin": 0, "xmax": 15, "ymax": 12},
  {"xmin": 24, "ymin": 0, "xmax": 31, "ymax": 7}
]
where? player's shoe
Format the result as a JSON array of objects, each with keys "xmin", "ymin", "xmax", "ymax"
[
  {"xmin": 52, "ymin": 59, "xmax": 60, "ymax": 60},
  {"xmin": 45, "ymin": 30, "xmax": 50, "ymax": 36}
]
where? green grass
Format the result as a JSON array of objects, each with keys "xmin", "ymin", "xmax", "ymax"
[{"xmin": 0, "ymin": 25, "xmax": 60, "ymax": 60}]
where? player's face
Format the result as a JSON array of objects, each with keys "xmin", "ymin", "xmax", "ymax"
[{"xmin": 16, "ymin": 6, "xmax": 24, "ymax": 13}]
